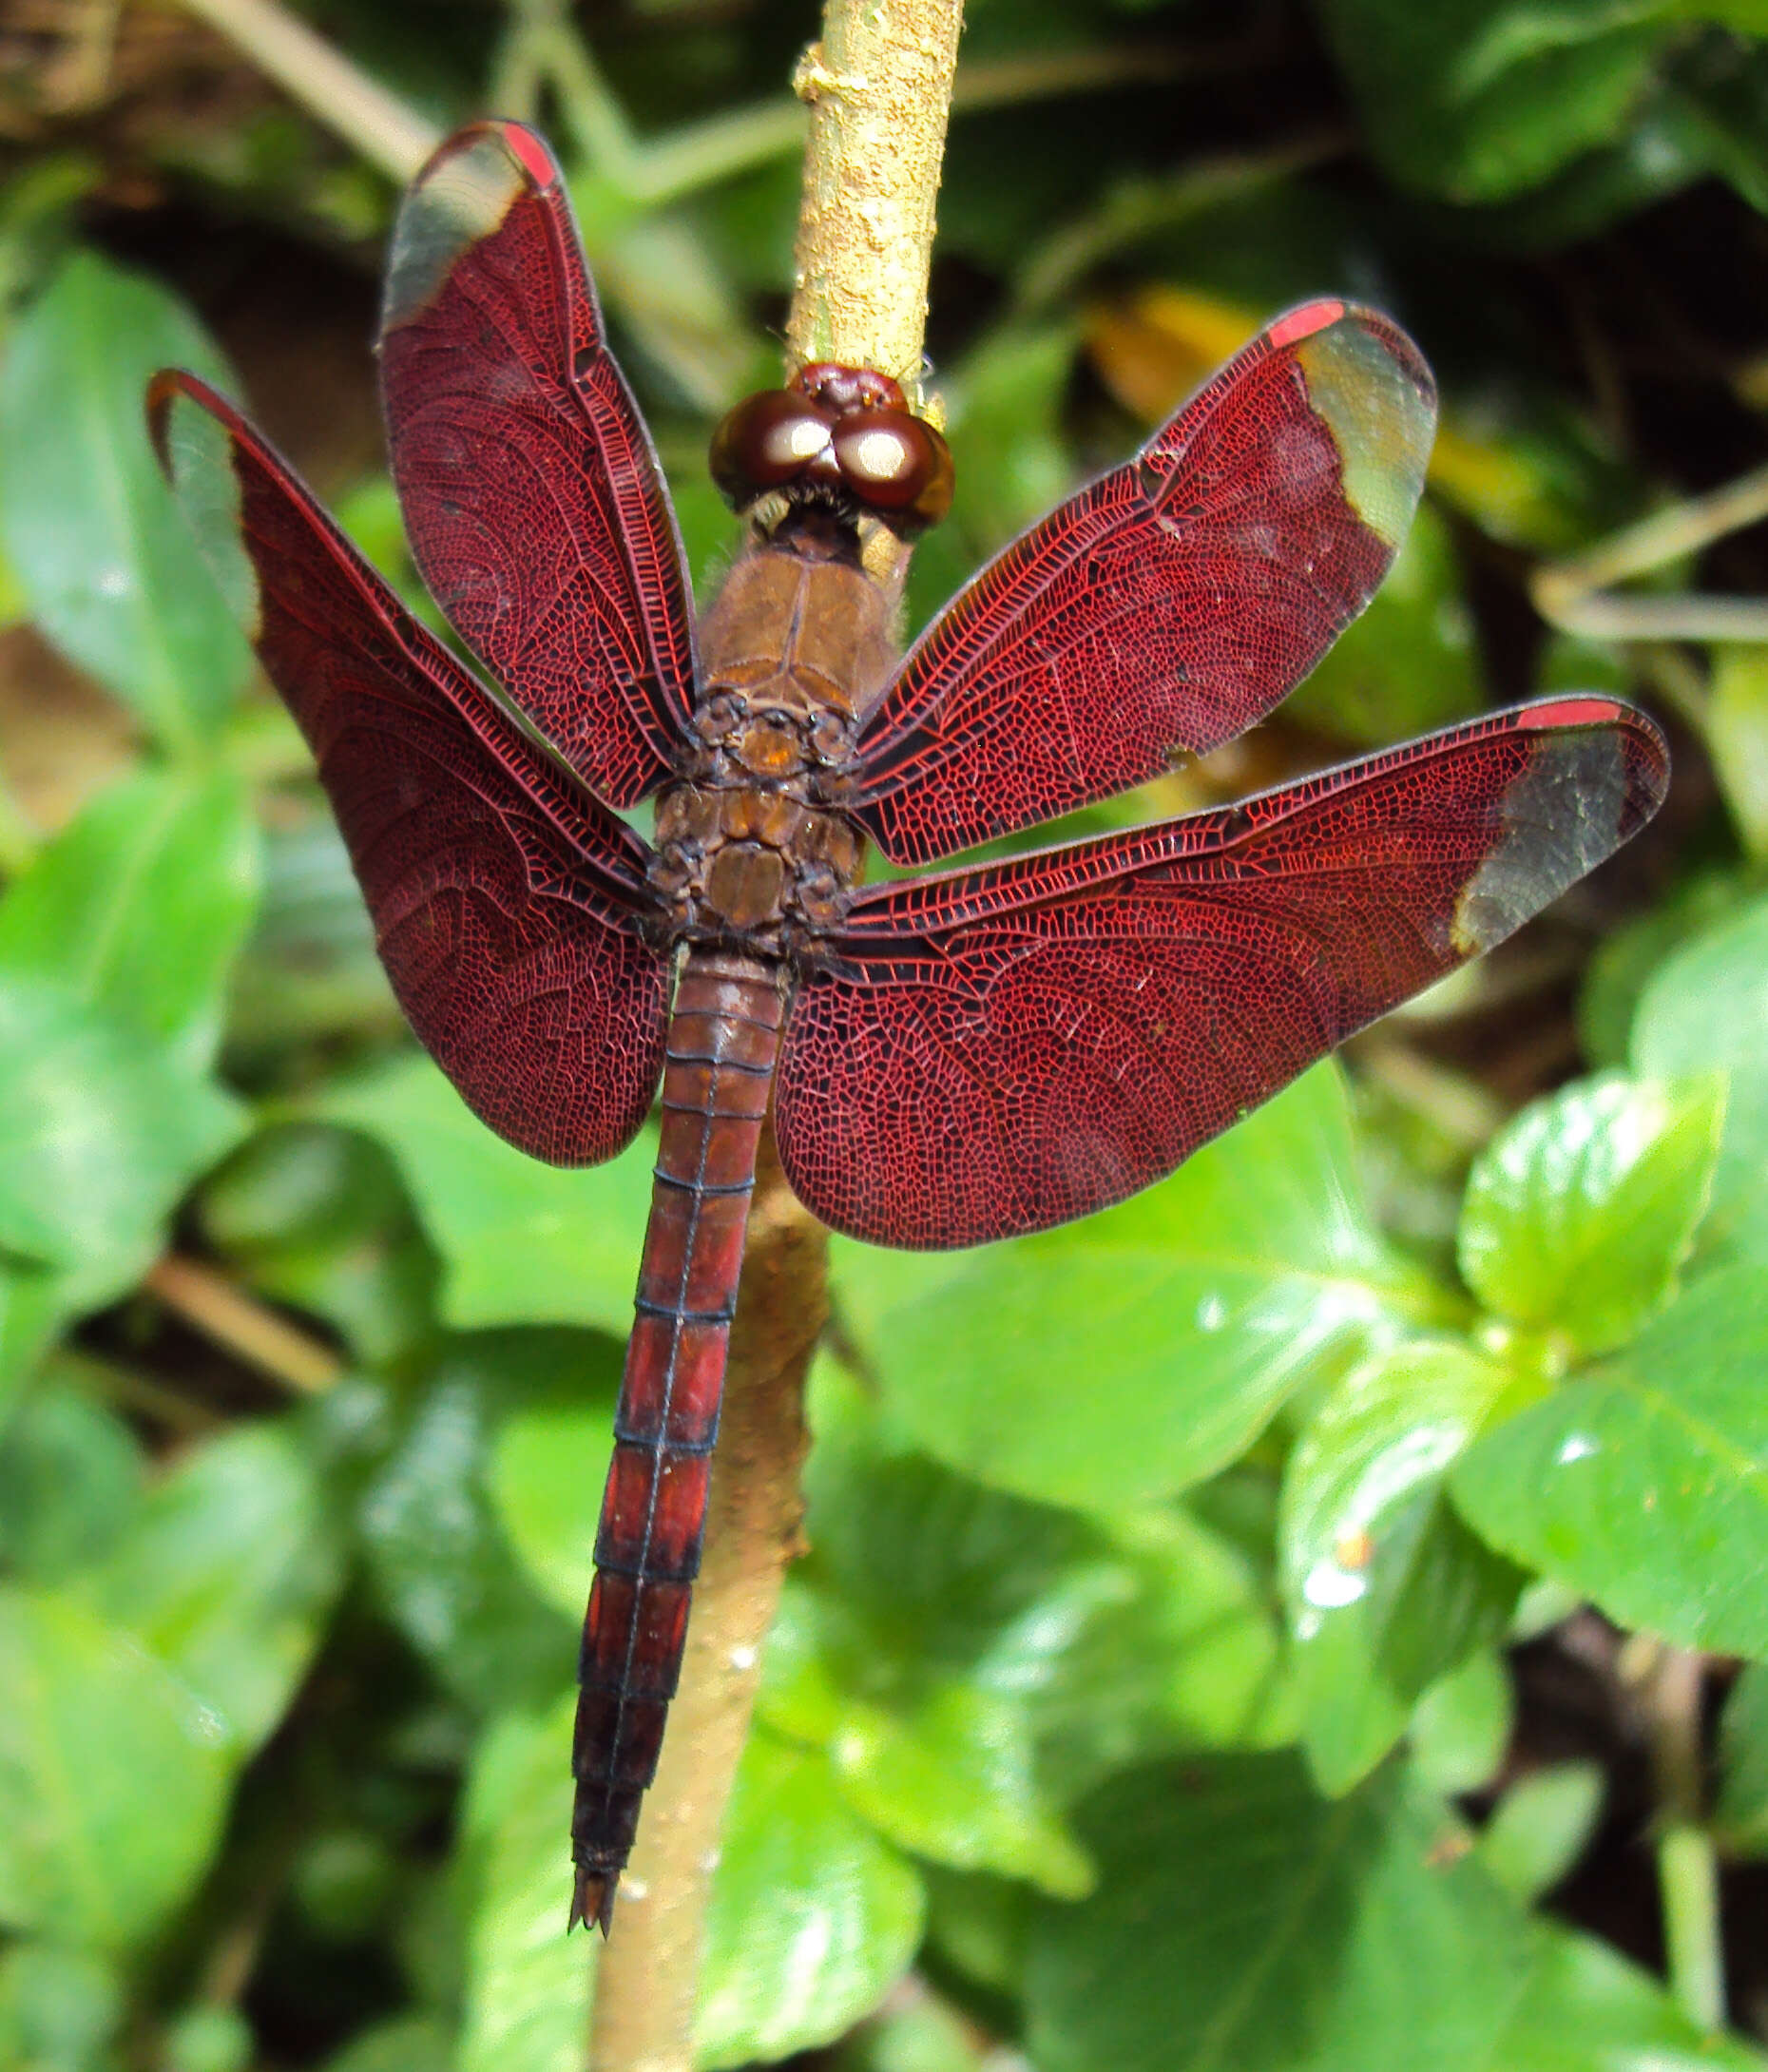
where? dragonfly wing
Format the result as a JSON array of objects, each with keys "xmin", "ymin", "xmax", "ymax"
[
  {"xmin": 379, "ymin": 120, "xmax": 698, "ymax": 808},
  {"xmin": 778, "ymin": 699, "xmax": 1667, "ymax": 1245},
  {"xmin": 840, "ymin": 300, "xmax": 1436, "ymax": 865},
  {"xmin": 149, "ymin": 369, "xmax": 670, "ymax": 1165}
]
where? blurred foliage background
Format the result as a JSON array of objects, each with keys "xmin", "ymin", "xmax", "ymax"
[{"xmin": 2, "ymin": 0, "xmax": 1768, "ymax": 2068}]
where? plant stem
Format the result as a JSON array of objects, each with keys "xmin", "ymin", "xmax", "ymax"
[
  {"xmin": 177, "ymin": 0, "xmax": 439, "ymax": 182},
  {"xmin": 586, "ymin": 5, "xmax": 962, "ymax": 2065},
  {"xmin": 144, "ymin": 1254, "xmax": 343, "ymax": 1395},
  {"xmin": 1634, "ymin": 1640, "xmax": 1725, "ymax": 2033}
]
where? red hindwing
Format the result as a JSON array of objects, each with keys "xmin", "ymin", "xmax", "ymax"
[
  {"xmin": 778, "ymin": 699, "xmax": 1668, "ymax": 1247},
  {"xmin": 147, "ymin": 370, "xmax": 670, "ymax": 1166},
  {"xmin": 379, "ymin": 120, "xmax": 698, "ymax": 809},
  {"xmin": 838, "ymin": 300, "xmax": 1437, "ymax": 865}
]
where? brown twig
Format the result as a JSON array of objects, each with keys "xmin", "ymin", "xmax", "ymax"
[
  {"xmin": 144, "ymin": 1254, "xmax": 344, "ymax": 1395},
  {"xmin": 586, "ymin": 5, "xmax": 963, "ymax": 2066}
]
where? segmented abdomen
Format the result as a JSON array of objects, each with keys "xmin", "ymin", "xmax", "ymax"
[{"xmin": 569, "ymin": 948, "xmax": 782, "ymax": 1932}]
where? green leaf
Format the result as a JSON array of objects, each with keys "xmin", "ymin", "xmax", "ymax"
[
  {"xmin": 698, "ymin": 1729, "xmax": 925, "ymax": 2070},
  {"xmin": 0, "ymin": 1584, "xmax": 230, "ymax": 1950},
  {"xmin": 0, "ymin": 1943, "xmax": 123, "ymax": 2072},
  {"xmin": 311, "ymin": 1055, "xmax": 654, "ymax": 1334},
  {"xmin": 0, "ymin": 973, "xmax": 242, "ymax": 1305},
  {"xmin": 818, "ymin": 1680, "xmax": 1094, "ymax": 1899},
  {"xmin": 0, "ymin": 1268, "xmax": 69, "ymax": 1437},
  {"xmin": 0, "ymin": 251, "xmax": 250, "ymax": 750},
  {"xmin": 1023, "ymin": 1751, "xmax": 1763, "ymax": 2072},
  {"xmin": 487, "ymin": 1384, "xmax": 621, "ymax": 1624},
  {"xmin": 201, "ymin": 1124, "xmax": 437, "ymax": 1366},
  {"xmin": 365, "ymin": 1335, "xmax": 586, "ymax": 1713},
  {"xmin": 319, "ymin": 2016, "xmax": 455, "ymax": 2072},
  {"xmin": 1456, "ymin": 1072, "xmax": 1724, "ymax": 1354},
  {"xmin": 763, "ymin": 1364, "xmax": 1288, "ymax": 1880},
  {"xmin": 1709, "ymin": 644, "xmax": 1768, "ymax": 862},
  {"xmin": 1313, "ymin": 0, "xmax": 1671, "ymax": 204},
  {"xmin": 71, "ymin": 1420, "xmax": 343, "ymax": 1755},
  {"xmin": 1410, "ymin": 1648, "xmax": 1514, "ymax": 1798},
  {"xmin": 1633, "ymin": 891, "xmax": 1768, "ymax": 1267},
  {"xmin": 835, "ymin": 1062, "xmax": 1418, "ymax": 1512},
  {"xmin": 1478, "ymin": 1762, "xmax": 1604, "ymax": 1902},
  {"xmin": 0, "ymin": 767, "xmax": 259, "ymax": 1075},
  {"xmin": 1280, "ymin": 1342, "xmax": 1520, "ymax": 1793},
  {"xmin": 1715, "ymin": 1660, "xmax": 1768, "ymax": 1857},
  {"xmin": 456, "ymin": 1698, "xmax": 588, "ymax": 2072},
  {"xmin": 1451, "ymin": 1267, "xmax": 1768, "ymax": 1656},
  {"xmin": 163, "ymin": 2005, "xmax": 253, "ymax": 2072},
  {"xmin": 0, "ymin": 1372, "xmax": 142, "ymax": 1583}
]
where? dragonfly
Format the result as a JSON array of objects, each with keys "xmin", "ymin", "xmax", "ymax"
[{"xmin": 149, "ymin": 119, "xmax": 1668, "ymax": 1934}]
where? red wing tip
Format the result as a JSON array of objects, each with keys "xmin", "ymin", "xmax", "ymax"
[
  {"xmin": 569, "ymin": 1871, "xmax": 616, "ymax": 1937},
  {"xmin": 419, "ymin": 118, "xmax": 561, "ymax": 194},
  {"xmin": 1520, "ymin": 694, "xmax": 1639, "ymax": 730},
  {"xmin": 1267, "ymin": 298, "xmax": 1348, "ymax": 349}
]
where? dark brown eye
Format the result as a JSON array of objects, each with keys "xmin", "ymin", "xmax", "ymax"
[
  {"xmin": 832, "ymin": 408, "xmax": 953, "ymax": 528},
  {"xmin": 709, "ymin": 390, "xmax": 836, "ymax": 506}
]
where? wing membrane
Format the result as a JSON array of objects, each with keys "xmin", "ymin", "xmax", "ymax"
[
  {"xmin": 779, "ymin": 699, "xmax": 1667, "ymax": 1246},
  {"xmin": 148, "ymin": 369, "xmax": 670, "ymax": 1165},
  {"xmin": 838, "ymin": 301, "xmax": 1437, "ymax": 865},
  {"xmin": 379, "ymin": 120, "xmax": 697, "ymax": 808}
]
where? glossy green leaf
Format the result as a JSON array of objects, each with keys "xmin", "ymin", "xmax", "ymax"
[
  {"xmin": 1024, "ymin": 1751, "xmax": 1762, "ymax": 2072},
  {"xmin": 763, "ymin": 1364, "xmax": 1288, "ymax": 1877},
  {"xmin": 1633, "ymin": 892, "xmax": 1768, "ymax": 1267},
  {"xmin": 362, "ymin": 1334, "xmax": 587, "ymax": 1714},
  {"xmin": 0, "ymin": 250, "xmax": 249, "ymax": 749},
  {"xmin": 0, "ymin": 1943, "xmax": 123, "ymax": 2072},
  {"xmin": 0, "ymin": 1372, "xmax": 142, "ymax": 1583},
  {"xmin": 1715, "ymin": 1660, "xmax": 1768, "ymax": 1857},
  {"xmin": 311, "ymin": 1055, "xmax": 654, "ymax": 1334},
  {"xmin": 72, "ymin": 1420, "xmax": 343, "ymax": 1754},
  {"xmin": 1313, "ymin": 0, "xmax": 1670, "ymax": 204},
  {"xmin": 0, "ymin": 1584, "xmax": 230, "ymax": 1950},
  {"xmin": 1478, "ymin": 1762, "xmax": 1604, "ymax": 1903},
  {"xmin": 0, "ymin": 973, "xmax": 242, "ymax": 1306},
  {"xmin": 1281, "ymin": 1341, "xmax": 1519, "ymax": 1793},
  {"xmin": 0, "ymin": 767, "xmax": 259, "ymax": 1075},
  {"xmin": 1451, "ymin": 1267, "xmax": 1768, "ymax": 1656},
  {"xmin": 1457, "ymin": 1072, "xmax": 1724, "ymax": 1353},
  {"xmin": 825, "ymin": 1680, "xmax": 1093, "ymax": 1898},
  {"xmin": 698, "ymin": 1729, "xmax": 925, "ymax": 2070},
  {"xmin": 456, "ymin": 1698, "xmax": 588, "ymax": 2072},
  {"xmin": 834, "ymin": 1063, "xmax": 1420, "ymax": 1512}
]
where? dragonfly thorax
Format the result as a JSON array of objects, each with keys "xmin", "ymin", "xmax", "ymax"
[{"xmin": 649, "ymin": 538, "xmax": 894, "ymax": 945}]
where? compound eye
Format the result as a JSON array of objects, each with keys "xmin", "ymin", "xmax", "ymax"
[
  {"xmin": 832, "ymin": 408, "xmax": 954, "ymax": 528},
  {"xmin": 710, "ymin": 390, "xmax": 836, "ymax": 507}
]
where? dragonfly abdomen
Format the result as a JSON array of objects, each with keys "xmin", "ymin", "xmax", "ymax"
[{"xmin": 569, "ymin": 948, "xmax": 783, "ymax": 1933}]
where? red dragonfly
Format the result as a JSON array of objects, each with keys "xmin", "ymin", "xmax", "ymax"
[{"xmin": 149, "ymin": 120, "xmax": 1667, "ymax": 1932}]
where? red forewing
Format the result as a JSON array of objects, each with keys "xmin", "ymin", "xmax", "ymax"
[
  {"xmin": 778, "ymin": 699, "xmax": 1668, "ymax": 1247},
  {"xmin": 147, "ymin": 370, "xmax": 670, "ymax": 1166},
  {"xmin": 379, "ymin": 120, "xmax": 697, "ymax": 808},
  {"xmin": 837, "ymin": 300, "xmax": 1437, "ymax": 866}
]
